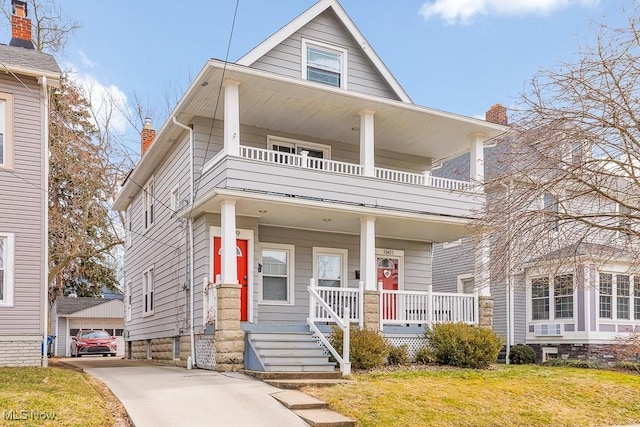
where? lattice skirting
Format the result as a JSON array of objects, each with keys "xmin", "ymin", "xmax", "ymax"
[
  {"xmin": 195, "ymin": 335, "xmax": 216, "ymax": 370},
  {"xmin": 385, "ymin": 335, "xmax": 428, "ymax": 359}
]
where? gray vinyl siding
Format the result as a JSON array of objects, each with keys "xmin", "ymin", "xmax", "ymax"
[
  {"xmin": 249, "ymin": 9, "xmax": 400, "ymax": 100},
  {"xmin": 431, "ymin": 240, "xmax": 475, "ymax": 293},
  {"xmin": 0, "ymin": 73, "xmax": 45, "ymax": 336},
  {"xmin": 256, "ymin": 226, "xmax": 431, "ymax": 325},
  {"xmin": 513, "ymin": 274, "xmax": 526, "ymax": 343},
  {"xmin": 123, "ymin": 132, "xmax": 191, "ymax": 341}
]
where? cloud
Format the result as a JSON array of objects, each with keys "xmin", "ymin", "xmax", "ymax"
[
  {"xmin": 419, "ymin": 0, "xmax": 600, "ymax": 25},
  {"xmin": 77, "ymin": 50, "xmax": 97, "ymax": 69},
  {"xmin": 68, "ymin": 70, "xmax": 130, "ymax": 135}
]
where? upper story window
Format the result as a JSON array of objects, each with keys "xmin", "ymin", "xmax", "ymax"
[
  {"xmin": 542, "ymin": 192, "xmax": 559, "ymax": 232},
  {"xmin": 0, "ymin": 233, "xmax": 14, "ymax": 307},
  {"xmin": 170, "ymin": 185, "xmax": 180, "ymax": 212},
  {"xmin": 302, "ymin": 39, "xmax": 347, "ymax": 88},
  {"xmin": 267, "ymin": 135, "xmax": 331, "ymax": 165},
  {"xmin": 0, "ymin": 93, "xmax": 14, "ymax": 169},
  {"xmin": 143, "ymin": 177, "xmax": 155, "ymax": 231},
  {"xmin": 143, "ymin": 267, "xmax": 154, "ymax": 316}
]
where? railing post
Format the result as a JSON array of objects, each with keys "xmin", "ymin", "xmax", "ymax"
[
  {"xmin": 377, "ymin": 281, "xmax": 383, "ymax": 327},
  {"xmin": 309, "ymin": 278, "xmax": 315, "ymax": 322},
  {"xmin": 474, "ymin": 290, "xmax": 480, "ymax": 325},
  {"xmin": 423, "ymin": 170, "xmax": 431, "ymax": 186},
  {"xmin": 300, "ymin": 150, "xmax": 309, "ymax": 168},
  {"xmin": 426, "ymin": 284, "xmax": 433, "ymax": 329},
  {"xmin": 358, "ymin": 281, "xmax": 364, "ymax": 328},
  {"xmin": 343, "ymin": 305, "xmax": 351, "ymax": 376}
]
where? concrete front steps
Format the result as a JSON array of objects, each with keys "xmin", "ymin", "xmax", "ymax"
[
  {"xmin": 244, "ymin": 370, "xmax": 351, "ymax": 390},
  {"xmin": 271, "ymin": 390, "xmax": 355, "ymax": 427},
  {"xmin": 247, "ymin": 330, "xmax": 336, "ymax": 373}
]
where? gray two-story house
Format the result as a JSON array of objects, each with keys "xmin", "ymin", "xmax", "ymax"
[
  {"xmin": 113, "ymin": 0, "xmax": 505, "ymax": 373},
  {"xmin": 0, "ymin": 0, "xmax": 60, "ymax": 367}
]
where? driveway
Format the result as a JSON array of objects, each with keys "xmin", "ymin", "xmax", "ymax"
[{"xmin": 63, "ymin": 358, "xmax": 307, "ymax": 427}]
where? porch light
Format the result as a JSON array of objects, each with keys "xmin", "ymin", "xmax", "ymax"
[
  {"xmin": 258, "ymin": 210, "xmax": 267, "ymax": 214},
  {"xmin": 323, "ymin": 218, "xmax": 332, "ymax": 222}
]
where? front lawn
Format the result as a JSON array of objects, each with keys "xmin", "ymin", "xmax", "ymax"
[
  {"xmin": 0, "ymin": 365, "xmax": 124, "ymax": 427},
  {"xmin": 304, "ymin": 365, "xmax": 640, "ymax": 427}
]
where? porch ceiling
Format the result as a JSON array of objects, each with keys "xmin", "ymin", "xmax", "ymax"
[
  {"xmin": 172, "ymin": 60, "xmax": 506, "ymax": 162},
  {"xmin": 192, "ymin": 190, "xmax": 475, "ymax": 243}
]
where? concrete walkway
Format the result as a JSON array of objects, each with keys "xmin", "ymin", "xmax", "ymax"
[{"xmin": 63, "ymin": 358, "xmax": 307, "ymax": 427}]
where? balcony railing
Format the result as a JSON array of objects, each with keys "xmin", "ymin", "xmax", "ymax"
[{"xmin": 238, "ymin": 145, "xmax": 474, "ymax": 192}]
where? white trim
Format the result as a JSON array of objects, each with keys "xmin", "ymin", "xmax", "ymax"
[
  {"xmin": 375, "ymin": 248, "xmax": 404, "ymax": 291},
  {"xmin": 143, "ymin": 176, "xmax": 155, "ymax": 232},
  {"xmin": 259, "ymin": 243, "xmax": 295, "ymax": 305},
  {"xmin": 142, "ymin": 266, "xmax": 154, "ymax": 317},
  {"xmin": 457, "ymin": 274, "xmax": 474, "ymax": 294},
  {"xmin": 170, "ymin": 184, "xmax": 180, "ymax": 211},
  {"xmin": 443, "ymin": 239, "xmax": 462, "ymax": 249},
  {"xmin": 313, "ymin": 247, "xmax": 348, "ymax": 288},
  {"xmin": 210, "ymin": 226, "xmax": 255, "ymax": 323},
  {"xmin": 0, "ymin": 232, "xmax": 15, "ymax": 307},
  {"xmin": 267, "ymin": 135, "xmax": 331, "ymax": 159},
  {"xmin": 301, "ymin": 38, "xmax": 348, "ymax": 89},
  {"xmin": 0, "ymin": 93, "xmax": 14, "ymax": 170},
  {"xmin": 236, "ymin": 0, "xmax": 411, "ymax": 102}
]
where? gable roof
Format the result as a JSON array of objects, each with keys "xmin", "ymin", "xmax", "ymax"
[
  {"xmin": 0, "ymin": 44, "xmax": 60, "ymax": 85},
  {"xmin": 54, "ymin": 297, "xmax": 111, "ymax": 315},
  {"xmin": 236, "ymin": 0, "xmax": 411, "ymax": 103}
]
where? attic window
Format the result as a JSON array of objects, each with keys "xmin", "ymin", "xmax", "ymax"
[{"xmin": 302, "ymin": 39, "xmax": 347, "ymax": 88}]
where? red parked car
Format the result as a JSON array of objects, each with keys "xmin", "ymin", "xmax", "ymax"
[{"xmin": 70, "ymin": 330, "xmax": 117, "ymax": 357}]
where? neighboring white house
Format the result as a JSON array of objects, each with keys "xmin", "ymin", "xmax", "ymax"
[
  {"xmin": 49, "ymin": 296, "xmax": 125, "ymax": 357},
  {"xmin": 0, "ymin": 0, "xmax": 60, "ymax": 367},
  {"xmin": 113, "ymin": 0, "xmax": 506, "ymax": 373}
]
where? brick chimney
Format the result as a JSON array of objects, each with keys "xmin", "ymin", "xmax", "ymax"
[
  {"xmin": 141, "ymin": 118, "xmax": 156, "ymax": 156},
  {"xmin": 485, "ymin": 104, "xmax": 508, "ymax": 126},
  {"xmin": 9, "ymin": 0, "xmax": 34, "ymax": 50}
]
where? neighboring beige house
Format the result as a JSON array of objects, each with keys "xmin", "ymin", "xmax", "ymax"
[
  {"xmin": 113, "ymin": 0, "xmax": 505, "ymax": 373},
  {"xmin": 49, "ymin": 296, "xmax": 125, "ymax": 357},
  {"xmin": 0, "ymin": 0, "xmax": 60, "ymax": 367}
]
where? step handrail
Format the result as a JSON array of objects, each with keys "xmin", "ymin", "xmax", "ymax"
[{"xmin": 307, "ymin": 281, "xmax": 351, "ymax": 376}]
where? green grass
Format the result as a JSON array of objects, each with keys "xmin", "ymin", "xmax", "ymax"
[
  {"xmin": 304, "ymin": 365, "xmax": 640, "ymax": 427},
  {"xmin": 0, "ymin": 366, "xmax": 115, "ymax": 427}
]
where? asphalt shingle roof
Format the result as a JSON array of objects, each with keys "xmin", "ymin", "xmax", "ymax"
[
  {"xmin": 0, "ymin": 43, "xmax": 60, "ymax": 75},
  {"xmin": 55, "ymin": 297, "xmax": 110, "ymax": 315}
]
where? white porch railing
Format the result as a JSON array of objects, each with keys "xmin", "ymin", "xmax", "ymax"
[
  {"xmin": 308, "ymin": 283, "xmax": 363, "ymax": 326},
  {"xmin": 307, "ymin": 279, "xmax": 354, "ymax": 376},
  {"xmin": 238, "ymin": 145, "xmax": 473, "ymax": 192},
  {"xmin": 380, "ymin": 288, "xmax": 478, "ymax": 326}
]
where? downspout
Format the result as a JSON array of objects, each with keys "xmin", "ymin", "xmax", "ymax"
[
  {"xmin": 500, "ymin": 180, "xmax": 512, "ymax": 363},
  {"xmin": 172, "ymin": 117, "xmax": 195, "ymax": 366},
  {"xmin": 41, "ymin": 76, "xmax": 49, "ymax": 367}
]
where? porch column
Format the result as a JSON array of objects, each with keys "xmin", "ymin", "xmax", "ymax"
[
  {"xmin": 220, "ymin": 199, "xmax": 238, "ymax": 284},
  {"xmin": 360, "ymin": 216, "xmax": 380, "ymax": 331},
  {"xmin": 223, "ymin": 79, "xmax": 241, "ymax": 157},
  {"xmin": 474, "ymin": 238, "xmax": 491, "ymax": 297},
  {"xmin": 470, "ymin": 133, "xmax": 485, "ymax": 186},
  {"xmin": 359, "ymin": 109, "xmax": 375, "ymax": 177},
  {"xmin": 478, "ymin": 296, "xmax": 495, "ymax": 329},
  {"xmin": 360, "ymin": 216, "xmax": 376, "ymax": 290}
]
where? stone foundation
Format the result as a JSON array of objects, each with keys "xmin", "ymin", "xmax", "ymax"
[
  {"xmin": 478, "ymin": 296, "xmax": 494, "ymax": 329},
  {"xmin": 0, "ymin": 337, "xmax": 41, "ymax": 367},
  {"xmin": 363, "ymin": 290, "xmax": 381, "ymax": 331},
  {"xmin": 214, "ymin": 283, "xmax": 244, "ymax": 371},
  {"xmin": 528, "ymin": 343, "xmax": 639, "ymax": 364},
  {"xmin": 126, "ymin": 335, "xmax": 190, "ymax": 368}
]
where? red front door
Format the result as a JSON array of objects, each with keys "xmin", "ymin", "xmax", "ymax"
[
  {"xmin": 214, "ymin": 237, "xmax": 249, "ymax": 321},
  {"xmin": 377, "ymin": 257, "xmax": 399, "ymax": 319}
]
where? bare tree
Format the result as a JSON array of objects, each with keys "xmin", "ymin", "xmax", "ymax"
[
  {"xmin": 1, "ymin": 0, "xmax": 80, "ymax": 54},
  {"xmin": 479, "ymin": 9, "xmax": 640, "ymax": 281}
]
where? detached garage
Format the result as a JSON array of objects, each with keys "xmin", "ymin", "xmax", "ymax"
[{"xmin": 50, "ymin": 297, "xmax": 124, "ymax": 357}]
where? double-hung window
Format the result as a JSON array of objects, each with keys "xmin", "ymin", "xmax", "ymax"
[
  {"xmin": 0, "ymin": 233, "xmax": 14, "ymax": 306},
  {"xmin": 313, "ymin": 248, "xmax": 347, "ymax": 288},
  {"xmin": 543, "ymin": 192, "xmax": 559, "ymax": 231},
  {"xmin": 260, "ymin": 244, "xmax": 294, "ymax": 304},
  {"xmin": 531, "ymin": 277, "xmax": 550, "ymax": 320},
  {"xmin": 0, "ymin": 93, "xmax": 13, "ymax": 169},
  {"xmin": 143, "ymin": 178, "xmax": 155, "ymax": 230},
  {"xmin": 599, "ymin": 273, "xmax": 634, "ymax": 320},
  {"xmin": 530, "ymin": 274, "xmax": 573, "ymax": 321},
  {"xmin": 143, "ymin": 267, "xmax": 154, "ymax": 316},
  {"xmin": 302, "ymin": 39, "xmax": 347, "ymax": 88},
  {"xmin": 267, "ymin": 136, "xmax": 331, "ymax": 167}
]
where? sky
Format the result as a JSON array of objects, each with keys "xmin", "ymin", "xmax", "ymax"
[{"xmin": 2, "ymin": 0, "xmax": 635, "ymax": 156}]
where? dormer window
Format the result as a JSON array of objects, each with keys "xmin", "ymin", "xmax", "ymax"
[{"xmin": 302, "ymin": 39, "xmax": 347, "ymax": 88}]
